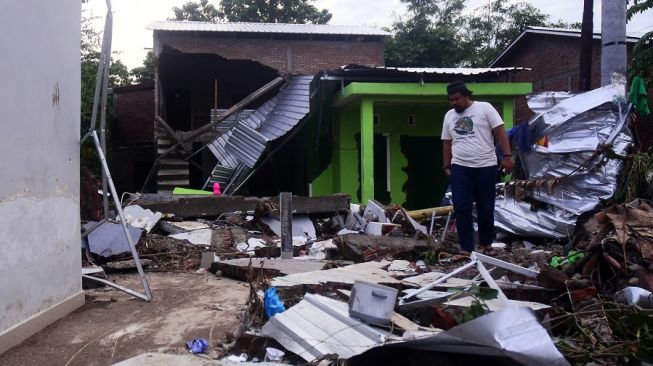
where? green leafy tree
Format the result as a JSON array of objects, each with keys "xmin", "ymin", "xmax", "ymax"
[
  {"xmin": 385, "ymin": 0, "xmax": 573, "ymax": 67},
  {"xmin": 171, "ymin": 0, "xmax": 221, "ymax": 22},
  {"xmin": 130, "ymin": 51, "xmax": 155, "ymax": 84},
  {"xmin": 219, "ymin": 0, "xmax": 331, "ymax": 23},
  {"xmin": 385, "ymin": 0, "xmax": 466, "ymax": 67},
  {"xmin": 462, "ymin": 0, "xmax": 550, "ymax": 66},
  {"xmin": 172, "ymin": 0, "xmax": 332, "ymax": 24},
  {"xmin": 628, "ymin": 0, "xmax": 653, "ymax": 87}
]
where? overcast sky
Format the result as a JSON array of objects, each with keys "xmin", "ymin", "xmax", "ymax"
[{"xmin": 83, "ymin": 0, "xmax": 653, "ymax": 69}]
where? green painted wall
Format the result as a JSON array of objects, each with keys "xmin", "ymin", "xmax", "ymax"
[{"xmin": 312, "ymin": 101, "xmax": 449, "ymax": 205}]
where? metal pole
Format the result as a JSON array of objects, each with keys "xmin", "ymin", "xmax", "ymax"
[
  {"xmin": 280, "ymin": 192, "xmax": 293, "ymax": 259},
  {"xmin": 100, "ymin": 12, "xmax": 113, "ymax": 219},
  {"xmin": 428, "ymin": 210, "xmax": 436, "ymax": 237},
  {"xmin": 441, "ymin": 211, "xmax": 452, "ymax": 242},
  {"xmin": 92, "ymin": 131, "xmax": 153, "ymax": 301},
  {"xmin": 84, "ymin": 8, "xmax": 112, "ymax": 140},
  {"xmin": 578, "ymin": 0, "xmax": 593, "ymax": 91}
]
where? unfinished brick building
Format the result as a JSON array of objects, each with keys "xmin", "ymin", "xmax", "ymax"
[
  {"xmin": 146, "ymin": 21, "xmax": 388, "ymax": 192},
  {"xmin": 490, "ymin": 26, "xmax": 639, "ymax": 123}
]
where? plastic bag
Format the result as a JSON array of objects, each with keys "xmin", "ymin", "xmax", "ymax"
[
  {"xmin": 264, "ymin": 287, "xmax": 285, "ymax": 318},
  {"xmin": 185, "ymin": 338, "xmax": 208, "ymax": 354}
]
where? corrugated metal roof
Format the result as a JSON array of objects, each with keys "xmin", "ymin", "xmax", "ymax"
[
  {"xmin": 148, "ymin": 20, "xmax": 389, "ymax": 36},
  {"xmin": 261, "ymin": 294, "xmax": 391, "ymax": 362},
  {"xmin": 211, "ymin": 109, "xmax": 254, "ymax": 133},
  {"xmin": 490, "ymin": 26, "xmax": 641, "ymax": 67},
  {"xmin": 206, "ymin": 75, "xmax": 313, "ymax": 189},
  {"xmin": 527, "ymin": 26, "xmax": 641, "ymax": 41},
  {"xmin": 363, "ymin": 66, "xmax": 529, "ymax": 75}
]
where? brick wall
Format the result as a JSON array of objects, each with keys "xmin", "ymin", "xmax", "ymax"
[
  {"xmin": 156, "ymin": 33, "xmax": 385, "ymax": 74},
  {"xmin": 113, "ymin": 84, "xmax": 155, "ymax": 142},
  {"xmin": 496, "ymin": 34, "xmax": 634, "ymax": 123}
]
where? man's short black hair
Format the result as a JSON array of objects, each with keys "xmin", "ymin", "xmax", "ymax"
[{"xmin": 447, "ymin": 80, "xmax": 473, "ymax": 97}]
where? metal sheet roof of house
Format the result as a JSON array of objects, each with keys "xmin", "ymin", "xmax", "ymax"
[
  {"xmin": 361, "ymin": 66, "xmax": 528, "ymax": 75},
  {"xmin": 206, "ymin": 75, "xmax": 313, "ymax": 189},
  {"xmin": 489, "ymin": 26, "xmax": 641, "ymax": 67},
  {"xmin": 338, "ymin": 64, "xmax": 528, "ymax": 77},
  {"xmin": 211, "ymin": 109, "xmax": 254, "ymax": 134},
  {"xmin": 147, "ymin": 20, "xmax": 389, "ymax": 36}
]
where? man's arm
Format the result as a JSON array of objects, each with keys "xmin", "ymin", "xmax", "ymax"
[
  {"xmin": 443, "ymin": 139, "xmax": 453, "ymax": 177},
  {"xmin": 493, "ymin": 125, "xmax": 513, "ymax": 173}
]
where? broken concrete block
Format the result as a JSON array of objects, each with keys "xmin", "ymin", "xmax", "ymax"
[
  {"xmin": 201, "ymin": 252, "xmax": 219, "ymax": 269},
  {"xmin": 215, "ymin": 258, "xmax": 327, "ymax": 282},
  {"xmin": 338, "ymin": 234, "xmax": 429, "ymax": 262},
  {"xmin": 387, "ymin": 260, "xmax": 418, "ymax": 278}
]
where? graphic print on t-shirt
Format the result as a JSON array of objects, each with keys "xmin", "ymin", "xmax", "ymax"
[{"xmin": 453, "ymin": 116, "xmax": 474, "ymax": 136}]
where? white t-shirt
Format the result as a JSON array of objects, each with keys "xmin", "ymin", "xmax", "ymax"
[{"xmin": 441, "ymin": 101, "xmax": 504, "ymax": 168}]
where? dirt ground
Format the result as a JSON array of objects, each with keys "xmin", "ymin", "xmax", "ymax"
[{"xmin": 0, "ymin": 272, "xmax": 250, "ymax": 366}]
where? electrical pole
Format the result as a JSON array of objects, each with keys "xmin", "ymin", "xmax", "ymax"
[
  {"xmin": 578, "ymin": 0, "xmax": 593, "ymax": 91},
  {"xmin": 601, "ymin": 0, "xmax": 627, "ymax": 86}
]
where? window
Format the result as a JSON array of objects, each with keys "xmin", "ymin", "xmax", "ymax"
[{"xmin": 407, "ymin": 114, "xmax": 416, "ymax": 126}]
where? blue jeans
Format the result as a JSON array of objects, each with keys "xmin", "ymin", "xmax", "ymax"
[{"xmin": 450, "ymin": 164, "xmax": 497, "ymax": 252}]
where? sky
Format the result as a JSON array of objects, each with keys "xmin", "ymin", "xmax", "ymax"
[{"xmin": 83, "ymin": 0, "xmax": 653, "ymax": 70}]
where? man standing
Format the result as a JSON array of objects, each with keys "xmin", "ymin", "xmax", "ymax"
[{"xmin": 441, "ymin": 81, "xmax": 512, "ymax": 255}]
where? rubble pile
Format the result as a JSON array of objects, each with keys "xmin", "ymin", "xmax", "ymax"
[{"xmin": 77, "ymin": 85, "xmax": 653, "ymax": 365}]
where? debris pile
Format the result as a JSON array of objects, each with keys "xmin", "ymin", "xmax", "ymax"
[{"xmin": 77, "ymin": 82, "xmax": 653, "ymax": 365}]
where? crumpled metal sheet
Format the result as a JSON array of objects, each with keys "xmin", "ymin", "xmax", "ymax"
[
  {"xmin": 388, "ymin": 306, "xmax": 570, "ymax": 366},
  {"xmin": 495, "ymin": 84, "xmax": 632, "ymax": 238}
]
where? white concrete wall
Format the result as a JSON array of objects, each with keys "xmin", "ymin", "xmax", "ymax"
[{"xmin": 0, "ymin": 0, "xmax": 83, "ymax": 353}]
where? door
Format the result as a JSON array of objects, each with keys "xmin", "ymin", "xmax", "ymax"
[{"xmin": 400, "ymin": 136, "xmax": 446, "ymax": 210}]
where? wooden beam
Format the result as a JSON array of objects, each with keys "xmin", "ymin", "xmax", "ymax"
[{"xmin": 407, "ymin": 206, "xmax": 454, "ymax": 220}]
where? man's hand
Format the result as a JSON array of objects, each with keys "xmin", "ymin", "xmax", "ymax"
[
  {"xmin": 444, "ymin": 167, "xmax": 451, "ymax": 177},
  {"xmin": 501, "ymin": 156, "xmax": 513, "ymax": 173}
]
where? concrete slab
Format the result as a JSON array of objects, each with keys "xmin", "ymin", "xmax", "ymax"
[
  {"xmin": 215, "ymin": 258, "xmax": 327, "ymax": 281},
  {"xmin": 112, "ymin": 352, "xmax": 217, "ymax": 366},
  {"xmin": 112, "ymin": 352, "xmax": 287, "ymax": 366},
  {"xmin": 136, "ymin": 194, "xmax": 351, "ymax": 218},
  {"xmin": 271, "ymin": 261, "xmax": 401, "ymax": 297}
]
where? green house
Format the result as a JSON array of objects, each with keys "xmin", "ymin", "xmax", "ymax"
[{"xmin": 308, "ymin": 65, "xmax": 532, "ymax": 209}]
